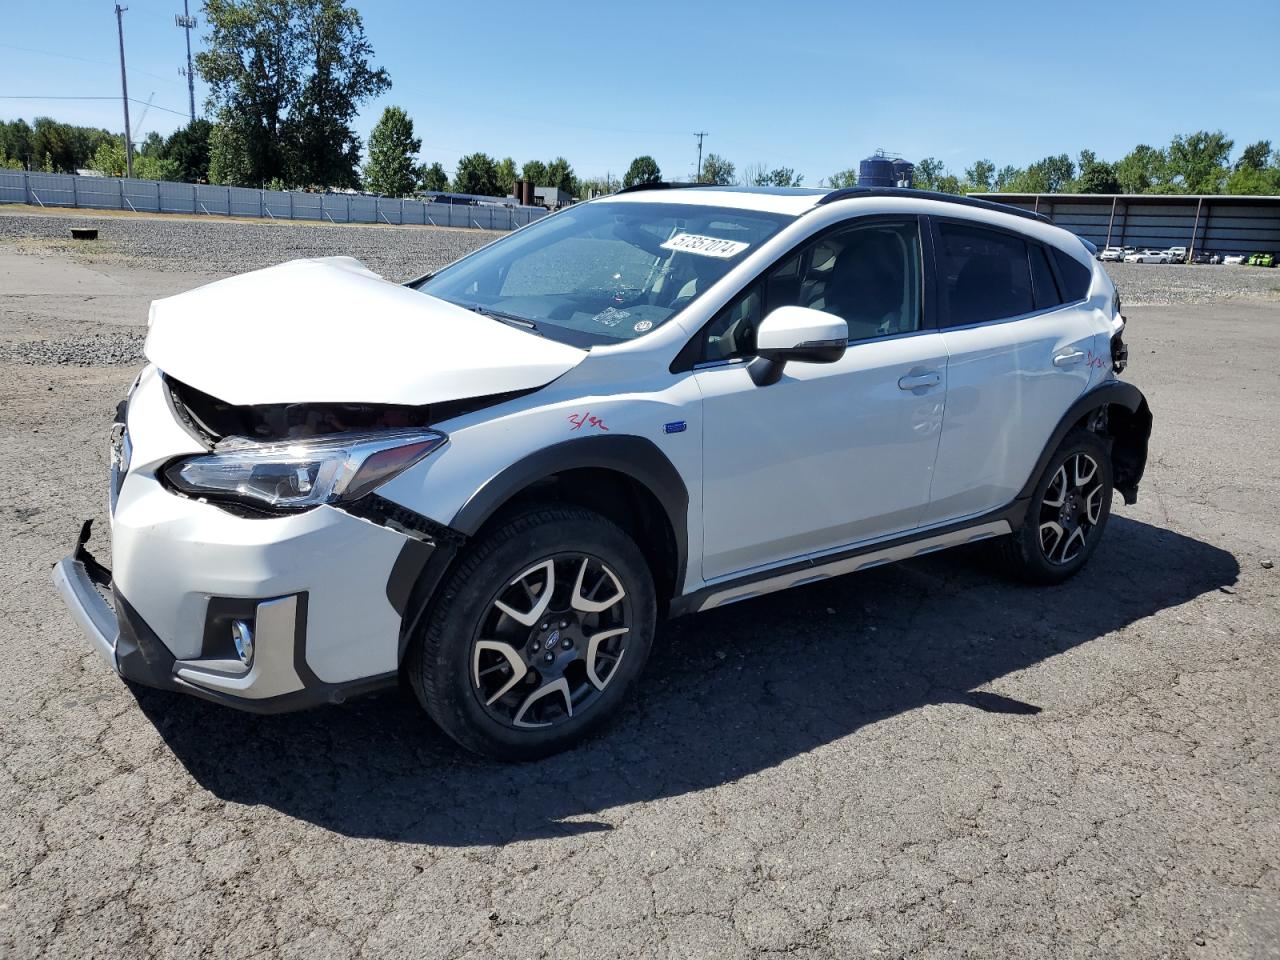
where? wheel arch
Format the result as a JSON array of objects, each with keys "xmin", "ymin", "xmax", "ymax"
[
  {"xmin": 1019, "ymin": 380, "xmax": 1152, "ymax": 506},
  {"xmin": 395, "ymin": 435, "xmax": 688, "ymax": 664}
]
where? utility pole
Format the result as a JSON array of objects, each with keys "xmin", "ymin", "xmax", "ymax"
[
  {"xmin": 175, "ymin": 0, "xmax": 197, "ymax": 123},
  {"xmin": 694, "ymin": 131, "xmax": 708, "ymax": 183},
  {"xmin": 115, "ymin": 4, "xmax": 133, "ymax": 178}
]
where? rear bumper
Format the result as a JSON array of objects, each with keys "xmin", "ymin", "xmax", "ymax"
[{"xmin": 51, "ymin": 521, "xmax": 399, "ymax": 714}]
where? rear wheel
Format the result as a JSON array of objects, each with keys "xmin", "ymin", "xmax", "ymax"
[
  {"xmin": 1000, "ymin": 429, "xmax": 1113, "ymax": 584},
  {"xmin": 407, "ymin": 504, "xmax": 656, "ymax": 760}
]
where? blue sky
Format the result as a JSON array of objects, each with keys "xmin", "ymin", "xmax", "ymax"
[{"xmin": 2, "ymin": 0, "xmax": 1277, "ymax": 183}]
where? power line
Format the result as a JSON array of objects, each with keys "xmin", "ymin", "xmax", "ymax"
[
  {"xmin": 0, "ymin": 95, "xmax": 192, "ymax": 119},
  {"xmin": 0, "ymin": 41, "xmax": 186, "ymax": 88}
]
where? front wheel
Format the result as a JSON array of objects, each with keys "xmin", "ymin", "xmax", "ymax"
[
  {"xmin": 999, "ymin": 429, "xmax": 1113, "ymax": 585},
  {"xmin": 407, "ymin": 504, "xmax": 656, "ymax": 760}
]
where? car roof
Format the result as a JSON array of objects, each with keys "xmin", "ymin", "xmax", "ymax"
[{"xmin": 603, "ymin": 183, "xmax": 1052, "ymax": 224}]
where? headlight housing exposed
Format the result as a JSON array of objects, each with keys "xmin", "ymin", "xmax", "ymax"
[{"xmin": 164, "ymin": 429, "xmax": 446, "ymax": 512}]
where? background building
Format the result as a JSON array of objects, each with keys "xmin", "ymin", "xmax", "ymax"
[{"xmin": 972, "ymin": 193, "xmax": 1280, "ymax": 256}]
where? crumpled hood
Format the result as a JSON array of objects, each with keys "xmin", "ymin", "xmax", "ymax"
[{"xmin": 144, "ymin": 257, "xmax": 586, "ymax": 406}]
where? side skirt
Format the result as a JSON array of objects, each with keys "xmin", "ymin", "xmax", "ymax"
[{"xmin": 669, "ymin": 504, "xmax": 1026, "ymax": 618}]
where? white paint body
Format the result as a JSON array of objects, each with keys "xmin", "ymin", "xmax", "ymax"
[{"xmin": 81, "ymin": 189, "xmax": 1124, "ymax": 704}]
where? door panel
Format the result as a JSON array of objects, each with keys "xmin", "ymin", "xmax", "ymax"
[
  {"xmin": 922, "ymin": 306, "xmax": 1096, "ymax": 524},
  {"xmin": 696, "ymin": 333, "xmax": 947, "ymax": 581}
]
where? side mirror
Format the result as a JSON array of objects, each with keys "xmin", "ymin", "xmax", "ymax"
[{"xmin": 749, "ymin": 306, "xmax": 848, "ymax": 386}]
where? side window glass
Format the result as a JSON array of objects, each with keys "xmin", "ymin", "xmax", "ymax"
[
  {"xmin": 700, "ymin": 284, "xmax": 762, "ymax": 362},
  {"xmin": 1051, "ymin": 248, "xmax": 1092, "ymax": 301},
  {"xmin": 696, "ymin": 219, "xmax": 922, "ymax": 362},
  {"xmin": 937, "ymin": 221, "xmax": 1035, "ymax": 326},
  {"xmin": 770, "ymin": 219, "xmax": 923, "ymax": 343},
  {"xmin": 1029, "ymin": 243, "xmax": 1063, "ymax": 310}
]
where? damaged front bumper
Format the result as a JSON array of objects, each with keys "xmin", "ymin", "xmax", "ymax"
[
  {"xmin": 51, "ymin": 521, "xmax": 403, "ymax": 713},
  {"xmin": 50, "ymin": 364, "xmax": 445, "ymax": 714}
]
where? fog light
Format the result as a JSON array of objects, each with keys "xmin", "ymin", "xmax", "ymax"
[{"xmin": 231, "ymin": 619, "xmax": 255, "ymax": 666}]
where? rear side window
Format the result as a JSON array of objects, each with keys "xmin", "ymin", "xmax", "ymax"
[
  {"xmin": 1029, "ymin": 244, "xmax": 1062, "ymax": 310},
  {"xmin": 936, "ymin": 221, "xmax": 1034, "ymax": 326},
  {"xmin": 1051, "ymin": 247, "xmax": 1092, "ymax": 301}
]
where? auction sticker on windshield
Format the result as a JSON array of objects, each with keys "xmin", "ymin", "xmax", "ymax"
[{"xmin": 660, "ymin": 233, "xmax": 750, "ymax": 259}]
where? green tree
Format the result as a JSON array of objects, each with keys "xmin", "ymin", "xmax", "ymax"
[
  {"xmin": 699, "ymin": 152, "xmax": 735, "ymax": 185},
  {"xmin": 964, "ymin": 159, "xmax": 995, "ymax": 192},
  {"xmin": 623, "ymin": 155, "xmax": 661, "ymax": 188},
  {"xmin": 198, "ymin": 0, "xmax": 389, "ymax": 189},
  {"xmin": 1028, "ymin": 153, "xmax": 1075, "ymax": 193},
  {"xmin": 1115, "ymin": 144, "xmax": 1166, "ymax": 193},
  {"xmin": 134, "ymin": 153, "xmax": 181, "ymax": 181},
  {"xmin": 362, "ymin": 106, "xmax": 420, "ymax": 196},
  {"xmin": 1225, "ymin": 164, "xmax": 1280, "ymax": 195},
  {"xmin": 495, "ymin": 157, "xmax": 518, "ymax": 196},
  {"xmin": 521, "ymin": 159, "xmax": 548, "ymax": 186},
  {"xmin": 163, "ymin": 119, "xmax": 213, "ymax": 182},
  {"xmin": 1164, "ymin": 130, "xmax": 1233, "ymax": 193},
  {"xmin": 453, "ymin": 152, "xmax": 500, "ymax": 195},
  {"xmin": 417, "ymin": 161, "xmax": 449, "ymax": 192},
  {"xmin": 993, "ymin": 165, "xmax": 1021, "ymax": 191},
  {"xmin": 913, "ymin": 157, "xmax": 945, "ymax": 190},
  {"xmin": 577, "ymin": 176, "xmax": 616, "ymax": 197},
  {"xmin": 89, "ymin": 140, "xmax": 127, "ymax": 177},
  {"xmin": 207, "ymin": 113, "xmax": 255, "ymax": 186},
  {"xmin": 757, "ymin": 166, "xmax": 802, "ymax": 187},
  {"xmin": 827, "ymin": 167, "xmax": 858, "ymax": 188},
  {"xmin": 544, "ymin": 156, "xmax": 576, "ymax": 194},
  {"xmin": 0, "ymin": 119, "xmax": 33, "ymax": 169},
  {"xmin": 933, "ymin": 173, "xmax": 964, "ymax": 194},
  {"xmin": 1235, "ymin": 140, "xmax": 1271, "ymax": 171},
  {"xmin": 1074, "ymin": 149, "xmax": 1120, "ymax": 194}
]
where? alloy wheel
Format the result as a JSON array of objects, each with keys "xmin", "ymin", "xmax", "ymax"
[
  {"xmin": 471, "ymin": 553, "xmax": 631, "ymax": 729},
  {"xmin": 1038, "ymin": 452, "xmax": 1105, "ymax": 565}
]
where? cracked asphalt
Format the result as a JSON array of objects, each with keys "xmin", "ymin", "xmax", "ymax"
[{"xmin": 2, "ymin": 213, "xmax": 1278, "ymax": 959}]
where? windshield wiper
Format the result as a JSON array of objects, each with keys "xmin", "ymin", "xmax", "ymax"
[{"xmin": 468, "ymin": 304, "xmax": 542, "ymax": 335}]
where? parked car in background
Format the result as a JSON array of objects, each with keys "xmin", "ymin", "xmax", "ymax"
[
  {"xmin": 1165, "ymin": 246, "xmax": 1187, "ymax": 263},
  {"xmin": 1247, "ymin": 253, "xmax": 1275, "ymax": 267},
  {"xmin": 1098, "ymin": 247, "xmax": 1126, "ymax": 262},
  {"xmin": 1191, "ymin": 252, "xmax": 1223, "ymax": 264},
  {"xmin": 1223, "ymin": 254, "xmax": 1247, "ymax": 265},
  {"xmin": 53, "ymin": 185, "xmax": 1152, "ymax": 759},
  {"xmin": 1124, "ymin": 249, "xmax": 1170, "ymax": 264}
]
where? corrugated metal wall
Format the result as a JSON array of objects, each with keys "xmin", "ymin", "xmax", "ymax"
[
  {"xmin": 0, "ymin": 170, "xmax": 549, "ymax": 231},
  {"xmin": 971, "ymin": 193, "xmax": 1280, "ymax": 256}
]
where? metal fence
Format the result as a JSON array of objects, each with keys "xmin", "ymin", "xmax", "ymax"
[
  {"xmin": 0, "ymin": 170, "xmax": 549, "ymax": 231},
  {"xmin": 971, "ymin": 192, "xmax": 1280, "ymax": 257}
]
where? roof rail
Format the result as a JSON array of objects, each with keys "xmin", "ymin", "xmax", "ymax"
[
  {"xmin": 817, "ymin": 186, "xmax": 1052, "ymax": 224},
  {"xmin": 615, "ymin": 181, "xmax": 708, "ymax": 195}
]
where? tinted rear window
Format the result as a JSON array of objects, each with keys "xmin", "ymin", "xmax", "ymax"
[
  {"xmin": 936, "ymin": 221, "xmax": 1034, "ymax": 326},
  {"xmin": 1029, "ymin": 244, "xmax": 1062, "ymax": 310},
  {"xmin": 1051, "ymin": 247, "xmax": 1092, "ymax": 301}
]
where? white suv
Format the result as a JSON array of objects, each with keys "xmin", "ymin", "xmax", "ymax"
[{"xmin": 54, "ymin": 185, "xmax": 1152, "ymax": 759}]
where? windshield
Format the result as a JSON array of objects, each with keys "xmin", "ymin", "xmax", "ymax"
[{"xmin": 417, "ymin": 200, "xmax": 794, "ymax": 347}]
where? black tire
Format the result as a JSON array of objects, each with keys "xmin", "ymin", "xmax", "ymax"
[
  {"xmin": 407, "ymin": 504, "xmax": 656, "ymax": 760},
  {"xmin": 999, "ymin": 429, "xmax": 1113, "ymax": 585}
]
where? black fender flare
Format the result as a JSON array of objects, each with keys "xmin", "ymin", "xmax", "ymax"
[
  {"xmin": 390, "ymin": 436, "xmax": 689, "ymax": 663},
  {"xmin": 451, "ymin": 434, "xmax": 690, "ymax": 585},
  {"xmin": 1018, "ymin": 380, "xmax": 1152, "ymax": 505}
]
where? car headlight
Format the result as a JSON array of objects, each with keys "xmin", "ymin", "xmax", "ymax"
[{"xmin": 164, "ymin": 429, "xmax": 447, "ymax": 512}]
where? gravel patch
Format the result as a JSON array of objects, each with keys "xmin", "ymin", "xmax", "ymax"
[
  {"xmin": 1102, "ymin": 261, "xmax": 1280, "ymax": 306},
  {"xmin": 1, "ymin": 331, "xmax": 145, "ymax": 366},
  {"xmin": 0, "ymin": 210, "xmax": 500, "ymax": 282}
]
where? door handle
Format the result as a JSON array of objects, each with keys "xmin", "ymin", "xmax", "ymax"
[
  {"xmin": 898, "ymin": 371, "xmax": 941, "ymax": 391},
  {"xmin": 1053, "ymin": 350, "xmax": 1086, "ymax": 367}
]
